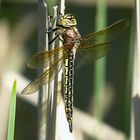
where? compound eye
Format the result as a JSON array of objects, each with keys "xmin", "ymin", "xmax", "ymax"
[{"xmin": 67, "ymin": 15, "xmax": 72, "ymax": 19}]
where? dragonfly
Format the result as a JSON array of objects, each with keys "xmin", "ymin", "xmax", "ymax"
[{"xmin": 21, "ymin": 14, "xmax": 129, "ymax": 132}]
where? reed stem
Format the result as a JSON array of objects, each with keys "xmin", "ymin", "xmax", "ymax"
[
  {"xmin": 132, "ymin": 0, "xmax": 140, "ymax": 139},
  {"xmin": 93, "ymin": 0, "xmax": 107, "ymax": 119},
  {"xmin": 38, "ymin": 0, "xmax": 48, "ymax": 140}
]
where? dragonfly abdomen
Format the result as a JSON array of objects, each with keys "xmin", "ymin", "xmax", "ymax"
[{"xmin": 64, "ymin": 49, "xmax": 74, "ymax": 132}]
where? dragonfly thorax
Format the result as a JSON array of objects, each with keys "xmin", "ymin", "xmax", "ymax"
[
  {"xmin": 56, "ymin": 14, "xmax": 81, "ymax": 47},
  {"xmin": 61, "ymin": 27, "xmax": 81, "ymax": 46}
]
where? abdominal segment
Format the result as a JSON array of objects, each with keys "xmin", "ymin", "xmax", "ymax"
[{"xmin": 64, "ymin": 50, "xmax": 74, "ymax": 132}]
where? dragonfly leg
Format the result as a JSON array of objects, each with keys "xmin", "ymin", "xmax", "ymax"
[
  {"xmin": 48, "ymin": 16, "xmax": 57, "ymax": 27},
  {"xmin": 47, "ymin": 15, "xmax": 60, "ymax": 33},
  {"xmin": 49, "ymin": 34, "xmax": 60, "ymax": 44},
  {"xmin": 46, "ymin": 27, "xmax": 60, "ymax": 33},
  {"xmin": 58, "ymin": 36, "xmax": 64, "ymax": 43}
]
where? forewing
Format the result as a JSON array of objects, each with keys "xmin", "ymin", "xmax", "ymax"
[
  {"xmin": 75, "ymin": 42, "xmax": 111, "ymax": 71},
  {"xmin": 80, "ymin": 19, "xmax": 129, "ymax": 46},
  {"xmin": 75, "ymin": 19, "xmax": 129, "ymax": 71},
  {"xmin": 27, "ymin": 46, "xmax": 65, "ymax": 69},
  {"xmin": 21, "ymin": 56, "xmax": 65, "ymax": 95}
]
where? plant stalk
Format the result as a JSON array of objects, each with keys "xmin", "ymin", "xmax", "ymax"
[
  {"xmin": 93, "ymin": 0, "xmax": 107, "ymax": 120},
  {"xmin": 38, "ymin": 0, "xmax": 48, "ymax": 140}
]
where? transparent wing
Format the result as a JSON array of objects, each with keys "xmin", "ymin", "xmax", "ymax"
[
  {"xmin": 75, "ymin": 19, "xmax": 129, "ymax": 70},
  {"xmin": 75, "ymin": 42, "xmax": 111, "ymax": 71},
  {"xmin": 21, "ymin": 56, "xmax": 65, "ymax": 95},
  {"xmin": 80, "ymin": 19, "xmax": 129, "ymax": 46},
  {"xmin": 27, "ymin": 46, "xmax": 66, "ymax": 69}
]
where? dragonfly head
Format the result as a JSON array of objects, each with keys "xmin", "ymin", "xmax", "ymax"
[{"xmin": 58, "ymin": 14, "xmax": 77, "ymax": 28}]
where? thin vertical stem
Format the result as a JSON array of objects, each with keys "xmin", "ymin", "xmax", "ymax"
[
  {"xmin": 38, "ymin": 0, "xmax": 48, "ymax": 140},
  {"xmin": 93, "ymin": 0, "xmax": 107, "ymax": 119},
  {"xmin": 49, "ymin": 0, "xmax": 66, "ymax": 138},
  {"xmin": 124, "ymin": 21, "xmax": 133, "ymax": 138},
  {"xmin": 59, "ymin": 0, "xmax": 65, "ymax": 15},
  {"xmin": 38, "ymin": 1, "xmax": 66, "ymax": 139},
  {"xmin": 46, "ymin": 7, "xmax": 58, "ymax": 140},
  {"xmin": 132, "ymin": 0, "xmax": 140, "ymax": 139},
  {"xmin": 135, "ymin": 0, "xmax": 140, "ymax": 94}
]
